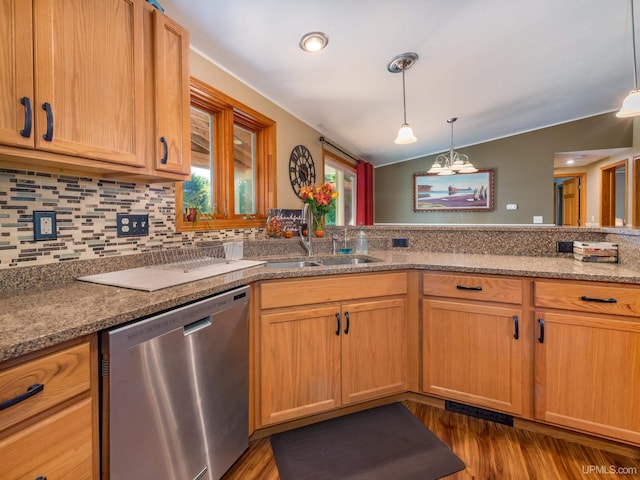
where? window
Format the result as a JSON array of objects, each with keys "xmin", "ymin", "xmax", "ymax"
[
  {"xmin": 176, "ymin": 78, "xmax": 276, "ymax": 231},
  {"xmin": 324, "ymin": 151, "xmax": 356, "ymax": 226}
]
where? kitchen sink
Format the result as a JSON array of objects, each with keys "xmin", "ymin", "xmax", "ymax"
[
  {"xmin": 320, "ymin": 257, "xmax": 378, "ymax": 266},
  {"xmin": 264, "ymin": 260, "xmax": 322, "ymax": 268},
  {"xmin": 264, "ymin": 256, "xmax": 380, "ymax": 268}
]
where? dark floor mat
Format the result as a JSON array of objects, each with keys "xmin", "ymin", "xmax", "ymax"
[{"xmin": 270, "ymin": 402, "xmax": 465, "ymax": 480}]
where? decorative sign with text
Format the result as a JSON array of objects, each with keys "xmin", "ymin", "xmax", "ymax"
[
  {"xmin": 279, "ymin": 209, "xmax": 304, "ymax": 235},
  {"xmin": 269, "ymin": 209, "xmax": 304, "ymax": 236}
]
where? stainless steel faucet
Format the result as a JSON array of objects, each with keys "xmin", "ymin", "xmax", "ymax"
[
  {"xmin": 331, "ymin": 232, "xmax": 339, "ymax": 255},
  {"xmin": 299, "ymin": 203, "xmax": 313, "ymax": 256}
]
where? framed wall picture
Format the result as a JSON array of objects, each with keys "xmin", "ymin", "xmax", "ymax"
[{"xmin": 413, "ymin": 169, "xmax": 494, "ymax": 212}]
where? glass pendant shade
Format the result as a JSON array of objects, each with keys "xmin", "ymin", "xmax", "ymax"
[
  {"xmin": 617, "ymin": 89, "xmax": 640, "ymax": 117},
  {"xmin": 618, "ymin": 0, "xmax": 640, "ymax": 117},
  {"xmin": 395, "ymin": 124, "xmax": 417, "ymax": 144}
]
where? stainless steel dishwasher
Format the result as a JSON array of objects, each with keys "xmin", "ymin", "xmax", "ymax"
[{"xmin": 101, "ymin": 286, "xmax": 250, "ymax": 480}]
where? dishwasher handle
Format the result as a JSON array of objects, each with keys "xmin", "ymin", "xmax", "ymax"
[{"xmin": 183, "ymin": 316, "xmax": 212, "ymax": 336}]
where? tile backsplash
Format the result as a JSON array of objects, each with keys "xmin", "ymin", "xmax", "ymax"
[{"xmin": 0, "ymin": 168, "xmax": 260, "ymax": 268}]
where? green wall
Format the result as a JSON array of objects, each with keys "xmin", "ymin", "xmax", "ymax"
[{"xmin": 374, "ymin": 113, "xmax": 633, "ymax": 224}]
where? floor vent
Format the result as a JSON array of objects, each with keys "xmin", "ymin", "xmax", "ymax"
[{"xmin": 445, "ymin": 400, "xmax": 514, "ymax": 427}]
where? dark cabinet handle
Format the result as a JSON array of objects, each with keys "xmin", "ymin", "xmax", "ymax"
[
  {"xmin": 344, "ymin": 311, "xmax": 350, "ymax": 334},
  {"xmin": 36, "ymin": 477, "xmax": 47, "ymax": 480},
  {"xmin": 580, "ymin": 295, "xmax": 617, "ymax": 303},
  {"xmin": 538, "ymin": 318, "xmax": 545, "ymax": 344},
  {"xmin": 42, "ymin": 102, "xmax": 53, "ymax": 141},
  {"xmin": 20, "ymin": 97, "xmax": 32, "ymax": 138},
  {"xmin": 513, "ymin": 315, "xmax": 519, "ymax": 340},
  {"xmin": 0, "ymin": 383, "xmax": 44, "ymax": 410},
  {"xmin": 160, "ymin": 136, "xmax": 168, "ymax": 164},
  {"xmin": 456, "ymin": 285, "xmax": 483, "ymax": 291},
  {"xmin": 335, "ymin": 312, "xmax": 340, "ymax": 336}
]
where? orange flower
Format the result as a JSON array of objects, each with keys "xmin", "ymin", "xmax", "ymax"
[{"xmin": 299, "ymin": 182, "xmax": 338, "ymax": 218}]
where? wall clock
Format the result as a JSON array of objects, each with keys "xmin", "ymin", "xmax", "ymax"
[{"xmin": 289, "ymin": 145, "xmax": 316, "ymax": 197}]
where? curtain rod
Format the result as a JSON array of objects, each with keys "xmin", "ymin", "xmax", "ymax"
[{"xmin": 318, "ymin": 136, "xmax": 360, "ymax": 163}]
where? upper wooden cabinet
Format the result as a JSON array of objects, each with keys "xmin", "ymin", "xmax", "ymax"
[
  {"xmin": 144, "ymin": 3, "xmax": 191, "ymax": 177},
  {"xmin": 0, "ymin": 0, "xmax": 190, "ymax": 181},
  {"xmin": 0, "ymin": 0, "xmax": 34, "ymax": 149}
]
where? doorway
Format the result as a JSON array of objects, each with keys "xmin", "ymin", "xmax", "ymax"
[
  {"xmin": 554, "ymin": 173, "xmax": 586, "ymax": 226},
  {"xmin": 600, "ymin": 160, "xmax": 627, "ymax": 227},
  {"xmin": 634, "ymin": 156, "xmax": 640, "ymax": 227}
]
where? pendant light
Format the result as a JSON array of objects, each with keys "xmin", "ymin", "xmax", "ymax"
[
  {"xmin": 388, "ymin": 53, "xmax": 418, "ymax": 144},
  {"xmin": 618, "ymin": 0, "xmax": 640, "ymax": 117},
  {"xmin": 428, "ymin": 118, "xmax": 477, "ymax": 175}
]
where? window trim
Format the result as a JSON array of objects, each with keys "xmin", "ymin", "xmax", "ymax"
[
  {"xmin": 324, "ymin": 149, "xmax": 357, "ymax": 226},
  {"xmin": 176, "ymin": 77, "xmax": 276, "ymax": 232}
]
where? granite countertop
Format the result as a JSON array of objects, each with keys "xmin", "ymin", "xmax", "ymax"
[{"xmin": 2, "ymin": 250, "xmax": 640, "ymax": 363}]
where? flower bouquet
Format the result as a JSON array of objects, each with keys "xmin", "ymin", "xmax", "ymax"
[{"xmin": 299, "ymin": 182, "xmax": 338, "ymax": 236}]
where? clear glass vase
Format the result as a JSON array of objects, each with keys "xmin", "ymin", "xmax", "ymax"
[{"xmin": 312, "ymin": 213, "xmax": 325, "ymax": 237}]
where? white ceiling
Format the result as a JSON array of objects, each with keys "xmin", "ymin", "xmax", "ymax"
[{"xmin": 161, "ymin": 0, "xmax": 634, "ymax": 167}]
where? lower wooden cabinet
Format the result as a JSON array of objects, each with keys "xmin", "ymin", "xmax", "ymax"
[
  {"xmin": 0, "ymin": 337, "xmax": 97, "ymax": 479},
  {"xmin": 421, "ymin": 272, "xmax": 527, "ymax": 417},
  {"xmin": 260, "ymin": 304, "xmax": 341, "ymax": 425},
  {"xmin": 534, "ymin": 279, "xmax": 640, "ymax": 445},
  {"xmin": 341, "ymin": 298, "xmax": 407, "ymax": 405},
  {"xmin": 422, "ymin": 300, "xmax": 525, "ymax": 416},
  {"xmin": 535, "ymin": 311, "xmax": 640, "ymax": 444},
  {"xmin": 258, "ymin": 274, "xmax": 408, "ymax": 426},
  {"xmin": 0, "ymin": 398, "xmax": 93, "ymax": 480}
]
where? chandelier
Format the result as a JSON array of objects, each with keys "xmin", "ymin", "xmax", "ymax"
[{"xmin": 427, "ymin": 117, "xmax": 477, "ymax": 175}]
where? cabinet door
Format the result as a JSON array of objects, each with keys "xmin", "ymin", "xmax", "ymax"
[
  {"xmin": 151, "ymin": 10, "xmax": 190, "ymax": 175},
  {"xmin": 0, "ymin": 398, "xmax": 93, "ymax": 480},
  {"xmin": 260, "ymin": 305, "xmax": 341, "ymax": 425},
  {"xmin": 341, "ymin": 298, "xmax": 407, "ymax": 405},
  {"xmin": 32, "ymin": 0, "xmax": 145, "ymax": 166},
  {"xmin": 423, "ymin": 300, "xmax": 524, "ymax": 415},
  {"xmin": 0, "ymin": 0, "xmax": 34, "ymax": 148},
  {"xmin": 535, "ymin": 311, "xmax": 640, "ymax": 444}
]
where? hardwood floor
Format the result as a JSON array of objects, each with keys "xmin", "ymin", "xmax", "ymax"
[{"xmin": 223, "ymin": 400, "xmax": 640, "ymax": 480}]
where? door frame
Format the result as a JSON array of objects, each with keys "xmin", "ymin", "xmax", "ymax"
[
  {"xmin": 634, "ymin": 156, "xmax": 640, "ymax": 227},
  {"xmin": 600, "ymin": 160, "xmax": 628, "ymax": 227},
  {"xmin": 554, "ymin": 173, "xmax": 586, "ymax": 227}
]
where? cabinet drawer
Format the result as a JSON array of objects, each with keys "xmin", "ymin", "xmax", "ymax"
[
  {"xmin": 0, "ymin": 397, "xmax": 93, "ymax": 480},
  {"xmin": 534, "ymin": 280, "xmax": 640, "ymax": 317},
  {"xmin": 423, "ymin": 273, "xmax": 523, "ymax": 304},
  {"xmin": 0, "ymin": 342, "xmax": 91, "ymax": 433},
  {"xmin": 260, "ymin": 272, "xmax": 407, "ymax": 309}
]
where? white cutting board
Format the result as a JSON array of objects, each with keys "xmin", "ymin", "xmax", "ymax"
[{"xmin": 77, "ymin": 259, "xmax": 265, "ymax": 291}]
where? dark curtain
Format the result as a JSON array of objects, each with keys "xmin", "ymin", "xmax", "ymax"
[{"xmin": 356, "ymin": 160, "xmax": 373, "ymax": 225}]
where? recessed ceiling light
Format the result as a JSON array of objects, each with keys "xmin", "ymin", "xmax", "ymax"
[
  {"xmin": 299, "ymin": 32, "xmax": 329, "ymax": 53},
  {"xmin": 566, "ymin": 159, "xmax": 575, "ymax": 165}
]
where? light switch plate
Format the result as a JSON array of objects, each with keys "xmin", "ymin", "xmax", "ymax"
[
  {"xmin": 33, "ymin": 211, "xmax": 57, "ymax": 241},
  {"xmin": 117, "ymin": 213, "xmax": 149, "ymax": 237}
]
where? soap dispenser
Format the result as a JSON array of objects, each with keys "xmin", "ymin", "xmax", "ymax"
[{"xmin": 355, "ymin": 225, "xmax": 368, "ymax": 254}]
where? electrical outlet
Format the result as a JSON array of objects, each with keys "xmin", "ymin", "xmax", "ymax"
[
  {"xmin": 392, "ymin": 238, "xmax": 409, "ymax": 248},
  {"xmin": 33, "ymin": 211, "xmax": 57, "ymax": 241},
  {"xmin": 556, "ymin": 241, "xmax": 573, "ymax": 253},
  {"xmin": 117, "ymin": 213, "xmax": 149, "ymax": 237}
]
